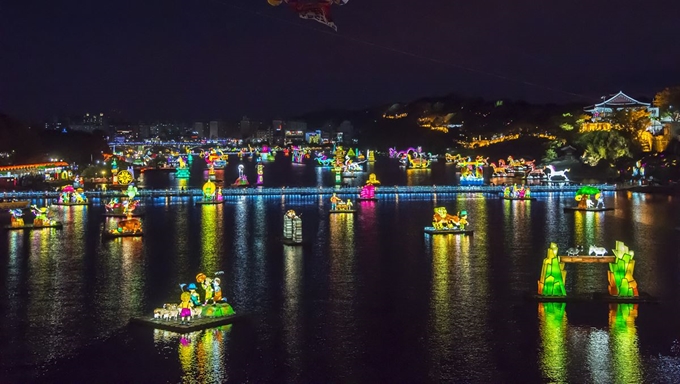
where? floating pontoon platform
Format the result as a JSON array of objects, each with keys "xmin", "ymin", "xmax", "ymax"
[
  {"xmin": 52, "ymin": 202, "xmax": 90, "ymax": 206},
  {"xmin": 329, "ymin": 210, "xmax": 356, "ymax": 214},
  {"xmin": 196, "ymin": 200, "xmax": 223, "ymax": 205},
  {"xmin": 4, "ymin": 223, "xmax": 63, "ymax": 230},
  {"xmin": 423, "ymin": 227, "xmax": 473, "ymax": 235},
  {"xmin": 102, "ymin": 231, "xmax": 144, "ymax": 240},
  {"xmin": 102, "ymin": 212, "xmax": 145, "ymax": 217},
  {"xmin": 282, "ymin": 238, "xmax": 303, "ymax": 246},
  {"xmin": 130, "ymin": 313, "xmax": 245, "ymax": 333},
  {"xmin": 528, "ymin": 292, "xmax": 656, "ymax": 304},
  {"xmin": 563, "ymin": 207, "xmax": 614, "ymax": 212},
  {"xmin": 357, "ymin": 198, "xmax": 378, "ymax": 202},
  {"xmin": 501, "ymin": 196, "xmax": 537, "ymax": 201}
]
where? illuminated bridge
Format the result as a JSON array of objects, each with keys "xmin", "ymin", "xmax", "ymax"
[
  {"xmin": 1, "ymin": 184, "xmax": 618, "ymax": 201},
  {"xmin": 0, "ymin": 162, "xmax": 71, "ymax": 177}
]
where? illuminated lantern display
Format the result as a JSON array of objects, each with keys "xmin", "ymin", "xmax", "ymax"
[
  {"xmin": 103, "ymin": 212, "xmax": 143, "ymax": 239},
  {"xmin": 292, "ymin": 148, "xmax": 305, "ymax": 164},
  {"xmin": 3, "ymin": 207, "xmax": 60, "ymax": 230},
  {"xmin": 198, "ymin": 180, "xmax": 223, "ymax": 204},
  {"xmin": 315, "ymin": 152, "xmax": 334, "ymax": 167},
  {"xmin": 367, "ymin": 150, "xmax": 375, "ymax": 162},
  {"xmin": 232, "ymin": 164, "xmax": 250, "ymax": 187},
  {"xmin": 564, "ymin": 186, "xmax": 612, "ymax": 211},
  {"xmin": 283, "ymin": 209, "xmax": 303, "ymax": 245},
  {"xmin": 29, "ymin": 205, "xmax": 61, "ymax": 228},
  {"xmin": 537, "ymin": 241, "xmax": 638, "ymax": 298},
  {"xmin": 537, "ymin": 243, "xmax": 567, "ymax": 297},
  {"xmin": 111, "ymin": 158, "xmax": 119, "ymax": 184},
  {"xmin": 256, "ymin": 162, "xmax": 264, "ymax": 185},
  {"xmin": 458, "ymin": 159, "xmax": 485, "ymax": 186},
  {"xmin": 424, "ymin": 207, "xmax": 472, "ymax": 235},
  {"xmin": 117, "ymin": 169, "xmax": 134, "ymax": 186},
  {"xmin": 358, "ymin": 184, "xmax": 377, "ymax": 201},
  {"xmin": 608, "ymin": 241, "xmax": 639, "ymax": 298},
  {"xmin": 544, "ymin": 165, "xmax": 570, "ymax": 182},
  {"xmin": 501, "ymin": 184, "xmax": 535, "ymax": 200},
  {"xmin": 208, "ymin": 164, "xmax": 216, "ymax": 181},
  {"xmin": 55, "ymin": 185, "xmax": 89, "ymax": 206},
  {"xmin": 8, "ymin": 209, "xmax": 24, "ymax": 227},
  {"xmin": 366, "ymin": 173, "xmax": 380, "ymax": 185},
  {"xmin": 334, "ymin": 145, "xmax": 345, "ymax": 169},
  {"xmin": 176, "ymin": 156, "xmax": 190, "ymax": 178},
  {"xmin": 104, "ymin": 198, "xmax": 141, "ymax": 217},
  {"xmin": 329, "ymin": 193, "xmax": 355, "ymax": 213},
  {"xmin": 138, "ymin": 272, "xmax": 235, "ymax": 329}
]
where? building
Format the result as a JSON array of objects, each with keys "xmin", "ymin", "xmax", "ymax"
[
  {"xmin": 336, "ymin": 120, "xmax": 354, "ymax": 143},
  {"xmin": 582, "ymin": 91, "xmax": 669, "ymax": 152},
  {"xmin": 239, "ymin": 117, "xmax": 264, "ymax": 139},
  {"xmin": 192, "ymin": 122, "xmax": 205, "ymax": 138},
  {"xmin": 583, "ymin": 91, "xmax": 662, "ymax": 133},
  {"xmin": 69, "ymin": 112, "xmax": 108, "ymax": 133},
  {"xmin": 209, "ymin": 121, "xmax": 220, "ymax": 139}
]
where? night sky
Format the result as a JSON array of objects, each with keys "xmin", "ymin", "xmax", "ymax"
[{"xmin": 2, "ymin": 0, "xmax": 678, "ymax": 121}]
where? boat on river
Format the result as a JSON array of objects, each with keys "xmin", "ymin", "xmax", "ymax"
[
  {"xmin": 0, "ymin": 200, "xmax": 30, "ymax": 209},
  {"xmin": 4, "ymin": 222, "xmax": 63, "ymax": 230}
]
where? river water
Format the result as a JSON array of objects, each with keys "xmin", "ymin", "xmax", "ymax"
[{"xmin": 2, "ymin": 158, "xmax": 680, "ymax": 383}]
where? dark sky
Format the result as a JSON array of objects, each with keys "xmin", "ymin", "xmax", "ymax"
[{"xmin": 1, "ymin": 0, "xmax": 679, "ymax": 122}]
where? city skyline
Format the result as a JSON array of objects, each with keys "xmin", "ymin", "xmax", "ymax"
[{"xmin": 2, "ymin": 1, "xmax": 678, "ymax": 121}]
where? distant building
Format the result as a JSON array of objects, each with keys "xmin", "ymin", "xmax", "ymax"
[
  {"xmin": 239, "ymin": 117, "xmax": 264, "ymax": 139},
  {"xmin": 272, "ymin": 119, "xmax": 285, "ymax": 132},
  {"xmin": 336, "ymin": 120, "xmax": 354, "ymax": 143},
  {"xmin": 287, "ymin": 120, "xmax": 307, "ymax": 132},
  {"xmin": 193, "ymin": 122, "xmax": 205, "ymax": 138},
  {"xmin": 69, "ymin": 112, "xmax": 108, "ymax": 133},
  {"xmin": 582, "ymin": 91, "xmax": 669, "ymax": 152},
  {"xmin": 209, "ymin": 121, "xmax": 220, "ymax": 139}
]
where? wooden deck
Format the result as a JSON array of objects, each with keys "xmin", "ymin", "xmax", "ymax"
[
  {"xmin": 560, "ymin": 255, "xmax": 615, "ymax": 263},
  {"xmin": 130, "ymin": 313, "xmax": 245, "ymax": 333}
]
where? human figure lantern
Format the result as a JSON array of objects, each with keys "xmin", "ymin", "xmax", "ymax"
[
  {"xmin": 501, "ymin": 184, "xmax": 534, "ymax": 200},
  {"xmin": 283, "ymin": 209, "xmax": 303, "ymax": 245},
  {"xmin": 565, "ymin": 186, "xmax": 612, "ymax": 212},
  {"xmin": 232, "ymin": 164, "xmax": 250, "ymax": 186},
  {"xmin": 198, "ymin": 180, "xmax": 223, "ymax": 204},
  {"xmin": 432, "ymin": 207, "xmax": 468, "ymax": 230}
]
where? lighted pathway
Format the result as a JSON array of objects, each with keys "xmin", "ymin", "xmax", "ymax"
[{"xmin": 1, "ymin": 184, "xmax": 618, "ymax": 201}]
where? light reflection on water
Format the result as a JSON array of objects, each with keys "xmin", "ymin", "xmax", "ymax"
[
  {"xmin": 2, "ymin": 191, "xmax": 680, "ymax": 382},
  {"xmin": 537, "ymin": 303, "xmax": 642, "ymax": 384}
]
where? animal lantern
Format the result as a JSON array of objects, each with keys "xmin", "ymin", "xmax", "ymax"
[
  {"xmin": 113, "ymin": 218, "xmax": 142, "ymax": 234},
  {"xmin": 574, "ymin": 186, "xmax": 601, "ymax": 209},
  {"xmin": 9, "ymin": 209, "xmax": 24, "ymax": 227},
  {"xmin": 30, "ymin": 205, "xmax": 55, "ymax": 226},
  {"xmin": 432, "ymin": 207, "xmax": 468, "ymax": 230},
  {"xmin": 545, "ymin": 165, "xmax": 570, "ymax": 182}
]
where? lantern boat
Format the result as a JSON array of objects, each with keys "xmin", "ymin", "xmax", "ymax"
[
  {"xmin": 4, "ymin": 222, "xmax": 63, "ymax": 230},
  {"xmin": 564, "ymin": 186, "xmax": 614, "ymax": 212},
  {"xmin": 424, "ymin": 208, "xmax": 473, "ymax": 235},
  {"xmin": 283, "ymin": 209, "xmax": 303, "ymax": 245},
  {"xmin": 197, "ymin": 180, "xmax": 224, "ymax": 204},
  {"xmin": 102, "ymin": 216, "xmax": 143, "ymax": 240},
  {"xmin": 329, "ymin": 194, "xmax": 356, "ymax": 214},
  {"xmin": 0, "ymin": 201, "xmax": 30, "ymax": 209}
]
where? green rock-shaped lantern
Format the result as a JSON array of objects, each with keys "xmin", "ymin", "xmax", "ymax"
[
  {"xmin": 608, "ymin": 241, "xmax": 639, "ymax": 297},
  {"xmin": 538, "ymin": 243, "xmax": 567, "ymax": 297}
]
